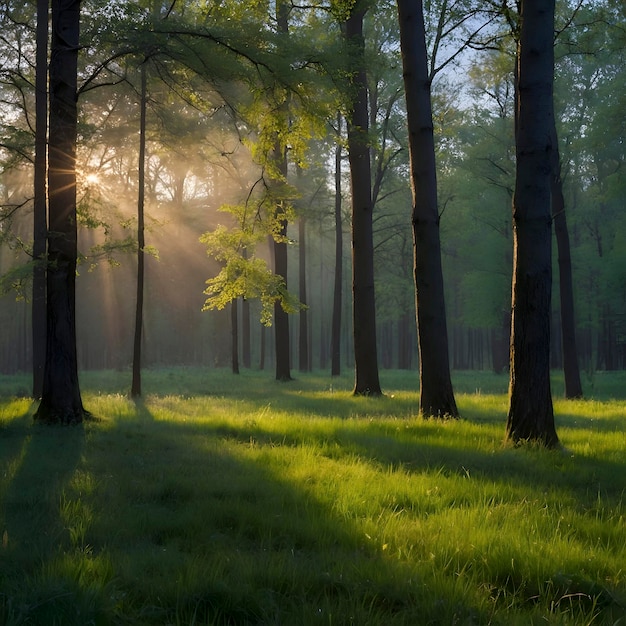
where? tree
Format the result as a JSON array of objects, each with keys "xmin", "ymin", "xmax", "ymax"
[
  {"xmin": 231, "ymin": 299, "xmax": 240, "ymax": 374},
  {"xmin": 298, "ymin": 213, "xmax": 310, "ymax": 372},
  {"xmin": 330, "ymin": 114, "xmax": 343, "ymax": 377},
  {"xmin": 505, "ymin": 0, "xmax": 559, "ymax": 447},
  {"xmin": 271, "ymin": 0, "xmax": 293, "ymax": 382},
  {"xmin": 131, "ymin": 60, "xmax": 147, "ymax": 398},
  {"xmin": 34, "ymin": 0, "xmax": 86, "ymax": 424},
  {"xmin": 396, "ymin": 0, "xmax": 458, "ymax": 417},
  {"xmin": 32, "ymin": 0, "xmax": 48, "ymax": 399},
  {"xmin": 344, "ymin": 1, "xmax": 382, "ymax": 396},
  {"xmin": 550, "ymin": 120, "xmax": 583, "ymax": 398}
]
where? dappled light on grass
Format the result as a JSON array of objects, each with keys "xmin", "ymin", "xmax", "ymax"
[{"xmin": 0, "ymin": 370, "xmax": 625, "ymax": 624}]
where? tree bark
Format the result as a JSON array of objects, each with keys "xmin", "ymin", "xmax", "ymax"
[
  {"xmin": 273, "ymin": 0, "xmax": 292, "ymax": 382},
  {"xmin": 131, "ymin": 62, "xmax": 147, "ymax": 398},
  {"xmin": 35, "ymin": 0, "xmax": 85, "ymax": 424},
  {"xmin": 331, "ymin": 114, "xmax": 343, "ymax": 377},
  {"xmin": 506, "ymin": 0, "xmax": 559, "ymax": 447},
  {"xmin": 396, "ymin": 0, "xmax": 458, "ymax": 417},
  {"xmin": 231, "ymin": 299, "xmax": 239, "ymax": 374},
  {"xmin": 298, "ymin": 216, "xmax": 309, "ymax": 372},
  {"xmin": 551, "ymin": 124, "xmax": 583, "ymax": 398},
  {"xmin": 272, "ymin": 205, "xmax": 292, "ymax": 381},
  {"xmin": 32, "ymin": 0, "xmax": 48, "ymax": 399},
  {"xmin": 259, "ymin": 323, "xmax": 266, "ymax": 371},
  {"xmin": 345, "ymin": 5, "xmax": 382, "ymax": 396},
  {"xmin": 242, "ymin": 297, "xmax": 251, "ymax": 368}
]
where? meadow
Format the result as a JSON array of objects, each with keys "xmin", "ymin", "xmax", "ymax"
[{"xmin": 0, "ymin": 367, "xmax": 625, "ymax": 625}]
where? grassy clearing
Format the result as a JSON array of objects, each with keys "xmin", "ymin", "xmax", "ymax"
[{"xmin": 0, "ymin": 368, "xmax": 625, "ymax": 625}]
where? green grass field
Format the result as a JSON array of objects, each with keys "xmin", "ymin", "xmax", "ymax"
[{"xmin": 1, "ymin": 368, "xmax": 625, "ymax": 625}]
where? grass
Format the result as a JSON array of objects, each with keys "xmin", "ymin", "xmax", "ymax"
[{"xmin": 0, "ymin": 367, "xmax": 625, "ymax": 625}]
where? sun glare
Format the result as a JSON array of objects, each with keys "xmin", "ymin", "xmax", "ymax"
[{"xmin": 85, "ymin": 172, "xmax": 100, "ymax": 185}]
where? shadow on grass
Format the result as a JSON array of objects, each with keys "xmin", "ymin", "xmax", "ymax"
[
  {"xmin": 2, "ymin": 385, "xmax": 624, "ymax": 625},
  {"xmin": 64, "ymin": 404, "xmax": 495, "ymax": 625},
  {"xmin": 183, "ymin": 405, "xmax": 626, "ymax": 507},
  {"xmin": 0, "ymin": 405, "xmax": 90, "ymax": 623}
]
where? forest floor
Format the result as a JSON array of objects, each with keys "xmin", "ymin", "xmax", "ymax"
[{"xmin": 0, "ymin": 367, "xmax": 625, "ymax": 625}]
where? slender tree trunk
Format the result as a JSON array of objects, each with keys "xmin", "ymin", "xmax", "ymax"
[
  {"xmin": 396, "ymin": 0, "xmax": 457, "ymax": 417},
  {"xmin": 231, "ymin": 299, "xmax": 239, "ymax": 374},
  {"xmin": 242, "ymin": 297, "xmax": 251, "ymax": 368},
  {"xmin": 273, "ymin": 0, "xmax": 292, "ymax": 382},
  {"xmin": 506, "ymin": 0, "xmax": 559, "ymax": 447},
  {"xmin": 131, "ymin": 62, "xmax": 147, "ymax": 398},
  {"xmin": 32, "ymin": 0, "xmax": 48, "ymax": 399},
  {"xmin": 273, "ymin": 215, "xmax": 292, "ymax": 380},
  {"xmin": 345, "ymin": 5, "xmax": 382, "ymax": 396},
  {"xmin": 551, "ymin": 124, "xmax": 583, "ymax": 398},
  {"xmin": 35, "ymin": 0, "xmax": 85, "ymax": 424},
  {"xmin": 259, "ymin": 323, "xmax": 266, "ymax": 370},
  {"xmin": 298, "ymin": 216, "xmax": 309, "ymax": 372},
  {"xmin": 331, "ymin": 114, "xmax": 343, "ymax": 377}
]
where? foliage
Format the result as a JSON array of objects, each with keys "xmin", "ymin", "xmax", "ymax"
[
  {"xmin": 200, "ymin": 201, "xmax": 303, "ymax": 326},
  {"xmin": 0, "ymin": 0, "xmax": 624, "ymax": 375}
]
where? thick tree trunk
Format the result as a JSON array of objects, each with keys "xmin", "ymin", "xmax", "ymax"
[
  {"xmin": 345, "ymin": 6, "xmax": 382, "ymax": 396},
  {"xmin": 131, "ymin": 62, "xmax": 147, "ymax": 398},
  {"xmin": 551, "ymin": 124, "xmax": 583, "ymax": 398},
  {"xmin": 396, "ymin": 0, "xmax": 458, "ymax": 417},
  {"xmin": 35, "ymin": 0, "xmax": 85, "ymax": 424},
  {"xmin": 331, "ymin": 114, "xmax": 343, "ymax": 377},
  {"xmin": 506, "ymin": 0, "xmax": 559, "ymax": 447},
  {"xmin": 298, "ymin": 216, "xmax": 309, "ymax": 372},
  {"xmin": 32, "ymin": 0, "xmax": 48, "ymax": 399}
]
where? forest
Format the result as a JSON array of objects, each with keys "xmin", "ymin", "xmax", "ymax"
[
  {"xmin": 0, "ymin": 1, "xmax": 624, "ymax": 414},
  {"xmin": 1, "ymin": 2, "xmax": 626, "ymax": 623}
]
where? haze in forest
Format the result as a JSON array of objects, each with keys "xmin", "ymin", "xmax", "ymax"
[{"xmin": 1, "ymin": 0, "xmax": 624, "ymax": 380}]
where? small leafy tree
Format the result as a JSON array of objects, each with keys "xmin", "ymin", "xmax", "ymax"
[{"xmin": 201, "ymin": 201, "xmax": 302, "ymax": 330}]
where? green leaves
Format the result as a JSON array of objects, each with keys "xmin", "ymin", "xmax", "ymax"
[{"xmin": 200, "ymin": 202, "xmax": 303, "ymax": 327}]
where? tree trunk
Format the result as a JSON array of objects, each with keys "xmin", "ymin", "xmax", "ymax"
[
  {"xmin": 273, "ymin": 0, "xmax": 292, "ymax": 382},
  {"xmin": 506, "ymin": 0, "xmax": 559, "ymax": 447},
  {"xmin": 35, "ymin": 0, "xmax": 85, "ymax": 424},
  {"xmin": 242, "ymin": 297, "xmax": 251, "ymax": 368},
  {"xmin": 551, "ymin": 123, "xmax": 583, "ymax": 398},
  {"xmin": 331, "ymin": 114, "xmax": 343, "ymax": 377},
  {"xmin": 32, "ymin": 0, "xmax": 48, "ymax": 399},
  {"xmin": 231, "ymin": 299, "xmax": 239, "ymax": 374},
  {"xmin": 396, "ymin": 0, "xmax": 458, "ymax": 417},
  {"xmin": 131, "ymin": 62, "xmax": 147, "ymax": 398},
  {"xmin": 273, "ymin": 215, "xmax": 292, "ymax": 381},
  {"xmin": 298, "ymin": 216, "xmax": 309, "ymax": 372},
  {"xmin": 259, "ymin": 323, "xmax": 266, "ymax": 370},
  {"xmin": 345, "ymin": 5, "xmax": 382, "ymax": 396}
]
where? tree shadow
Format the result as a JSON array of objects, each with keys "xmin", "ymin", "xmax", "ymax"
[
  {"xmin": 2, "ymin": 389, "xmax": 624, "ymax": 624},
  {"xmin": 70, "ymin": 406, "xmax": 496, "ymax": 625},
  {"xmin": 0, "ymin": 407, "xmax": 86, "ymax": 622}
]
